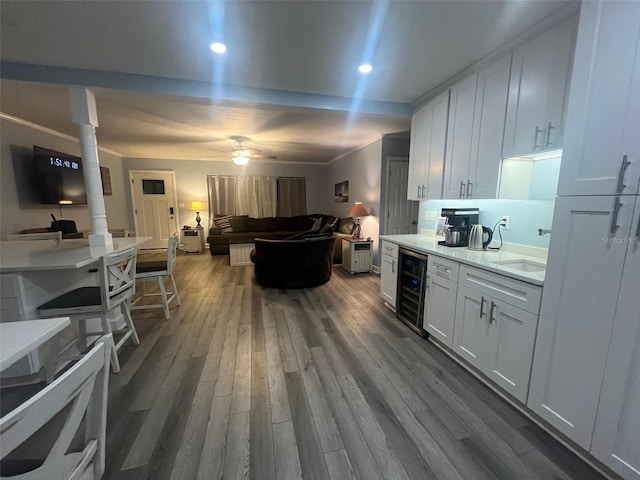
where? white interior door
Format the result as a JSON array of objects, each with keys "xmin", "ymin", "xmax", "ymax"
[
  {"xmin": 386, "ymin": 158, "xmax": 418, "ymax": 234},
  {"xmin": 129, "ymin": 170, "xmax": 179, "ymax": 249}
]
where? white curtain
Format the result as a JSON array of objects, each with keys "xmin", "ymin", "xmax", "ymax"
[
  {"xmin": 208, "ymin": 175, "xmax": 278, "ymax": 219},
  {"xmin": 278, "ymin": 177, "xmax": 307, "ymax": 216},
  {"xmin": 207, "ymin": 176, "xmax": 237, "ymax": 221},
  {"xmin": 235, "ymin": 176, "xmax": 277, "ymax": 217}
]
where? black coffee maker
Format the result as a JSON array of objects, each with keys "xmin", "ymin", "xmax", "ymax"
[{"xmin": 441, "ymin": 207, "xmax": 479, "ymax": 247}]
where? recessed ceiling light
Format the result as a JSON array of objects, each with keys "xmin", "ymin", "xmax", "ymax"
[
  {"xmin": 210, "ymin": 42, "xmax": 227, "ymax": 54},
  {"xmin": 358, "ymin": 64, "xmax": 373, "ymax": 74}
]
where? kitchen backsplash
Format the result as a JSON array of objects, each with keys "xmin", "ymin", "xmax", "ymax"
[{"xmin": 418, "ymin": 199, "xmax": 554, "ymax": 248}]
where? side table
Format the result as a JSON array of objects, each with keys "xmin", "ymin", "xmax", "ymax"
[
  {"xmin": 342, "ymin": 237, "xmax": 373, "ymax": 274},
  {"xmin": 182, "ymin": 228, "xmax": 204, "ymax": 253}
]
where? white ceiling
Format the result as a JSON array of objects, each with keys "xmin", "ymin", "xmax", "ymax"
[{"xmin": 0, "ymin": 0, "xmax": 574, "ymax": 164}]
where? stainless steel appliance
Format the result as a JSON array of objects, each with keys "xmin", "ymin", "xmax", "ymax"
[
  {"xmin": 468, "ymin": 224, "xmax": 494, "ymax": 250},
  {"xmin": 396, "ymin": 248, "xmax": 428, "ymax": 336},
  {"xmin": 444, "ymin": 226, "xmax": 464, "ymax": 246},
  {"xmin": 440, "ymin": 208, "xmax": 479, "ymax": 247}
]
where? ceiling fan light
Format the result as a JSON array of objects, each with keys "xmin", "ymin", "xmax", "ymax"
[{"xmin": 233, "ymin": 156, "xmax": 249, "ymax": 165}]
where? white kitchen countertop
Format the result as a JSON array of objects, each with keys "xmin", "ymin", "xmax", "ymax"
[
  {"xmin": 380, "ymin": 234, "xmax": 546, "ymax": 286},
  {"xmin": 0, "ymin": 237, "xmax": 151, "ymax": 272}
]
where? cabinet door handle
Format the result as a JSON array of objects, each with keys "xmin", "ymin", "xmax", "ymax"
[
  {"xmin": 610, "ymin": 197, "xmax": 623, "ymax": 235},
  {"xmin": 479, "ymin": 296, "xmax": 486, "ymax": 318},
  {"xmin": 460, "ymin": 181, "xmax": 465, "ymax": 198},
  {"xmin": 391, "ymin": 259, "xmax": 396, "ymax": 273},
  {"xmin": 635, "ymin": 212, "xmax": 640, "ymax": 242},
  {"xmin": 417, "ymin": 185, "xmax": 421, "ymax": 198},
  {"xmin": 534, "ymin": 125, "xmax": 543, "ymax": 150},
  {"xmin": 545, "ymin": 122, "xmax": 556, "ymax": 148},
  {"xmin": 616, "ymin": 155, "xmax": 631, "ymax": 194},
  {"xmin": 466, "ymin": 180, "xmax": 473, "ymax": 198},
  {"xmin": 422, "ymin": 185, "xmax": 427, "ymax": 198},
  {"xmin": 489, "ymin": 301, "xmax": 497, "ymax": 324}
]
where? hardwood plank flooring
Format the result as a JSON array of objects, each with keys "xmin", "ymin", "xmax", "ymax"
[{"xmin": 90, "ymin": 252, "xmax": 608, "ymax": 480}]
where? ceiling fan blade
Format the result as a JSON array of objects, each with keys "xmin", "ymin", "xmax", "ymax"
[{"xmin": 251, "ymin": 154, "xmax": 278, "ymax": 160}]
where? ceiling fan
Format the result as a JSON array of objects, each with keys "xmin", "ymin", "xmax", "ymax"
[{"xmin": 207, "ymin": 136, "xmax": 277, "ymax": 165}]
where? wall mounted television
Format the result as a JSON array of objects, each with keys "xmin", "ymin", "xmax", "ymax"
[{"xmin": 33, "ymin": 145, "xmax": 87, "ymax": 205}]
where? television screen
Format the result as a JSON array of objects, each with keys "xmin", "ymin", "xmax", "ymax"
[{"xmin": 33, "ymin": 146, "xmax": 87, "ymax": 205}]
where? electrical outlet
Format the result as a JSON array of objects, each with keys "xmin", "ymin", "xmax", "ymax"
[
  {"xmin": 501, "ymin": 215, "xmax": 511, "ymax": 230},
  {"xmin": 426, "ymin": 210, "xmax": 437, "ymax": 221}
]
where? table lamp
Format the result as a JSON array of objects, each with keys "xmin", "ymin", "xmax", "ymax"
[
  {"xmin": 191, "ymin": 201, "xmax": 204, "ymax": 227},
  {"xmin": 348, "ymin": 201, "xmax": 369, "ymax": 239}
]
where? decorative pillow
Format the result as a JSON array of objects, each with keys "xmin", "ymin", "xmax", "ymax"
[
  {"xmin": 311, "ymin": 216, "xmax": 324, "ymax": 232},
  {"xmin": 213, "ymin": 215, "xmax": 234, "ymax": 233},
  {"xmin": 338, "ymin": 217, "xmax": 355, "ymax": 234}
]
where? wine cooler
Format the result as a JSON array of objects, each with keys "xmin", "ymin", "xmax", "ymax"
[{"xmin": 396, "ymin": 248, "xmax": 428, "ymax": 336}]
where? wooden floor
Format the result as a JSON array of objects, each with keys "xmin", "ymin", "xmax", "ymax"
[{"xmin": 103, "ymin": 252, "xmax": 606, "ymax": 480}]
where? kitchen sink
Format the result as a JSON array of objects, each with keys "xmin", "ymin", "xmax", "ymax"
[{"xmin": 493, "ymin": 259, "xmax": 546, "ymax": 273}]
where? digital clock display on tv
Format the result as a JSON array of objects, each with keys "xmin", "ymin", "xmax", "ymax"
[{"xmin": 50, "ymin": 156, "xmax": 80, "ymax": 170}]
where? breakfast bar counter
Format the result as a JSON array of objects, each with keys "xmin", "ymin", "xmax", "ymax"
[
  {"xmin": 0, "ymin": 237, "xmax": 150, "ymax": 273},
  {"xmin": 0, "ymin": 237, "xmax": 150, "ymax": 377}
]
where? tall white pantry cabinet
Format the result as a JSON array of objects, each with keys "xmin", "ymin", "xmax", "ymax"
[{"xmin": 528, "ymin": 2, "xmax": 640, "ymax": 479}]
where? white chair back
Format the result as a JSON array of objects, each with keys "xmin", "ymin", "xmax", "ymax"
[
  {"xmin": 101, "ymin": 246, "xmax": 137, "ymax": 313},
  {"xmin": 7, "ymin": 232, "xmax": 62, "ymax": 241},
  {"xmin": 0, "ymin": 334, "xmax": 112, "ymax": 480},
  {"xmin": 166, "ymin": 234, "xmax": 178, "ymax": 274}
]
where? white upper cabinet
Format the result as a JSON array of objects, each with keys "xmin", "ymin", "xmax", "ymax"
[
  {"xmin": 442, "ymin": 55, "xmax": 511, "ymax": 200},
  {"xmin": 443, "ymin": 74, "xmax": 478, "ymax": 199},
  {"xmin": 590, "ymin": 201, "xmax": 640, "ymax": 480},
  {"xmin": 408, "ymin": 90, "xmax": 450, "ymax": 200},
  {"xmin": 557, "ymin": 1, "xmax": 640, "ymax": 197},
  {"xmin": 468, "ymin": 55, "xmax": 511, "ymax": 199},
  {"xmin": 528, "ymin": 195, "xmax": 637, "ymax": 450},
  {"xmin": 502, "ymin": 16, "xmax": 577, "ymax": 158},
  {"xmin": 408, "ymin": 103, "xmax": 430, "ymax": 200}
]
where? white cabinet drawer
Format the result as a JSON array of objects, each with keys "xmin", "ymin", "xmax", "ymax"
[
  {"xmin": 381, "ymin": 241, "xmax": 399, "ymax": 259},
  {"xmin": 428, "ymin": 255, "xmax": 459, "ymax": 281},
  {"xmin": 459, "ymin": 265, "xmax": 542, "ymax": 315}
]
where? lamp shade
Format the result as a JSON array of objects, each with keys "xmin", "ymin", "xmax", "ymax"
[
  {"xmin": 190, "ymin": 201, "xmax": 204, "ymax": 211},
  {"xmin": 348, "ymin": 201, "xmax": 369, "ymax": 218}
]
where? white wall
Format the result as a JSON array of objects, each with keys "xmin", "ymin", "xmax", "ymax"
[
  {"xmin": 327, "ymin": 138, "xmax": 383, "ymax": 266},
  {"xmin": 122, "ymin": 157, "xmax": 329, "ymax": 232},
  {"xmin": 0, "ymin": 117, "xmax": 128, "ymax": 239}
]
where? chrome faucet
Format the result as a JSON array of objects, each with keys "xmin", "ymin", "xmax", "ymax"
[{"xmin": 538, "ymin": 228, "xmax": 551, "ymax": 236}]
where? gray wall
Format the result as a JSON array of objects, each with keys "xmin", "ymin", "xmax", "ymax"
[
  {"xmin": 123, "ymin": 157, "xmax": 328, "ymax": 232},
  {"xmin": 0, "ymin": 117, "xmax": 128, "ymax": 239},
  {"xmin": 327, "ymin": 138, "xmax": 383, "ymax": 266}
]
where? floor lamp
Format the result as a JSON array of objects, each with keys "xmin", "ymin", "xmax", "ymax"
[{"xmin": 348, "ymin": 201, "xmax": 369, "ymax": 239}]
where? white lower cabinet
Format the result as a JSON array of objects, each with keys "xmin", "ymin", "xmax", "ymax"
[
  {"xmin": 452, "ymin": 285, "xmax": 487, "ymax": 371},
  {"xmin": 484, "ymin": 299, "xmax": 538, "ymax": 403},
  {"xmin": 527, "ymin": 196, "xmax": 636, "ymax": 451},
  {"xmin": 380, "ymin": 254, "xmax": 398, "ymax": 307},
  {"xmin": 590, "ymin": 203, "xmax": 640, "ymax": 479},
  {"xmin": 380, "ymin": 241, "xmax": 399, "ymax": 307},
  {"xmin": 453, "ymin": 266, "xmax": 541, "ymax": 403},
  {"xmin": 424, "ymin": 255, "xmax": 459, "ymax": 347}
]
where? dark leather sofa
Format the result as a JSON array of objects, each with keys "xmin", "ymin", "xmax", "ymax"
[
  {"xmin": 207, "ymin": 214, "xmax": 355, "ymax": 264},
  {"xmin": 251, "ymin": 236, "xmax": 337, "ymax": 288}
]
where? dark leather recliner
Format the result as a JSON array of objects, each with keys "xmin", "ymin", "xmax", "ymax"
[{"xmin": 251, "ymin": 236, "xmax": 336, "ymax": 288}]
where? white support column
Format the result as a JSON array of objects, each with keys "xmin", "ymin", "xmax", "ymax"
[{"xmin": 69, "ymin": 87, "xmax": 112, "ymax": 248}]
